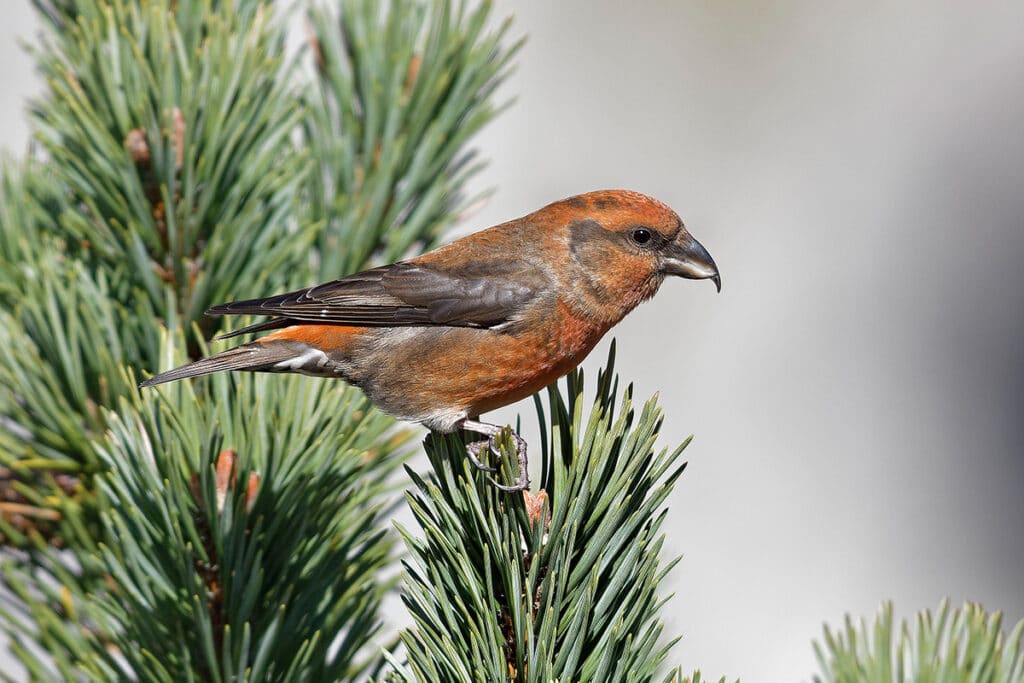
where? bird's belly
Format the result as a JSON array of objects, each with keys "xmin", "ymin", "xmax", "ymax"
[
  {"xmin": 356, "ymin": 303, "xmax": 607, "ymax": 430},
  {"xmin": 461, "ymin": 339, "xmax": 590, "ymax": 416}
]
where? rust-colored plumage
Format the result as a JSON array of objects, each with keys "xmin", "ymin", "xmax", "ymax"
[{"xmin": 141, "ymin": 190, "xmax": 720, "ymax": 490}]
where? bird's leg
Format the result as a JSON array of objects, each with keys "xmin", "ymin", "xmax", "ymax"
[{"xmin": 459, "ymin": 419, "xmax": 530, "ymax": 492}]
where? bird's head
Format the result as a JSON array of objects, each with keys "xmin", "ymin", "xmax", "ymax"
[{"xmin": 538, "ymin": 190, "xmax": 720, "ymax": 320}]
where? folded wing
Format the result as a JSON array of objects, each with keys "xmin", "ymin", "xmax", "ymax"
[{"xmin": 208, "ymin": 260, "xmax": 539, "ymax": 337}]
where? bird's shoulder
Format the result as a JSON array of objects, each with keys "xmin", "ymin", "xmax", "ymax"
[{"xmin": 208, "ymin": 220, "xmax": 552, "ymax": 330}]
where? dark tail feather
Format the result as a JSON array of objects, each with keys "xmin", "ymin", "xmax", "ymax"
[
  {"xmin": 213, "ymin": 317, "xmax": 293, "ymax": 341},
  {"xmin": 138, "ymin": 342, "xmax": 297, "ymax": 388}
]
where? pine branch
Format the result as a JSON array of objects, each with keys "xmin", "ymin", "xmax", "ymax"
[
  {"xmin": 0, "ymin": 0, "xmax": 313, "ymax": 530},
  {"xmin": 0, "ymin": 159, "xmax": 60, "ymax": 306},
  {"xmin": 813, "ymin": 600, "xmax": 1024, "ymax": 682},
  {"xmin": 3, "ymin": 0, "xmax": 523, "ymax": 678},
  {"xmin": 391, "ymin": 344, "xmax": 692, "ymax": 683},
  {"xmin": 29, "ymin": 0, "xmax": 313, "ymax": 336},
  {"xmin": 305, "ymin": 0, "xmax": 523, "ymax": 277},
  {"xmin": 0, "ymin": 224, "xmax": 156, "ymax": 545},
  {"xmin": 1, "ymin": 0, "xmax": 520, "ymax": 536},
  {"xmin": 1, "ymin": 331, "xmax": 412, "ymax": 681}
]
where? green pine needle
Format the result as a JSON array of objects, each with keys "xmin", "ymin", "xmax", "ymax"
[
  {"xmin": 2, "ymin": 329, "xmax": 412, "ymax": 681},
  {"xmin": 394, "ymin": 344, "xmax": 691, "ymax": 682},
  {"xmin": 813, "ymin": 600, "xmax": 1024, "ymax": 683},
  {"xmin": 3, "ymin": 0, "xmax": 521, "ymax": 678},
  {"xmin": 305, "ymin": 0, "xmax": 523, "ymax": 277},
  {"xmin": 29, "ymin": 0, "xmax": 313, "ymax": 332}
]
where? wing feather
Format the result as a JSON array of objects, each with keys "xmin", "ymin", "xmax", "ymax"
[{"xmin": 206, "ymin": 261, "xmax": 538, "ymax": 330}]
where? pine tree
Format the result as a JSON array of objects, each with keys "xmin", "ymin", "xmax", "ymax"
[
  {"xmin": 813, "ymin": 601, "xmax": 1024, "ymax": 682},
  {"xmin": 0, "ymin": 0, "xmax": 518, "ymax": 678},
  {"xmin": 2, "ymin": 2, "xmax": 1020, "ymax": 682},
  {"xmin": 1, "ymin": 0, "xmax": 701, "ymax": 680}
]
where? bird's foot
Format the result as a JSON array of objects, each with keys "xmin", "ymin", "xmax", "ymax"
[
  {"xmin": 465, "ymin": 440, "xmax": 499, "ymax": 473},
  {"xmin": 460, "ymin": 420, "xmax": 531, "ymax": 493},
  {"xmin": 487, "ymin": 430, "xmax": 530, "ymax": 492}
]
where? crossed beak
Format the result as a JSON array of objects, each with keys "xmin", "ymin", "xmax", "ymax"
[{"xmin": 661, "ymin": 234, "xmax": 721, "ymax": 292}]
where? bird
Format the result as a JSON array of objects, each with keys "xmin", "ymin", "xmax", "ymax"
[{"xmin": 140, "ymin": 190, "xmax": 720, "ymax": 491}]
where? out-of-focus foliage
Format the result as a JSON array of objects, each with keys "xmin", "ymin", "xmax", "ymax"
[
  {"xmin": 813, "ymin": 601, "xmax": 1024, "ymax": 683},
  {"xmin": 306, "ymin": 0, "xmax": 521, "ymax": 277}
]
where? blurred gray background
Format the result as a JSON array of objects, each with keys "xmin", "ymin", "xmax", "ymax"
[{"xmin": 3, "ymin": 1, "xmax": 1022, "ymax": 680}]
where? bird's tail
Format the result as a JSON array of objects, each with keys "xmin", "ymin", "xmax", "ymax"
[{"xmin": 138, "ymin": 341, "xmax": 301, "ymax": 388}]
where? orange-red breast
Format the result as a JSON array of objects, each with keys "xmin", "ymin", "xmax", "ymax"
[{"xmin": 141, "ymin": 190, "xmax": 720, "ymax": 490}]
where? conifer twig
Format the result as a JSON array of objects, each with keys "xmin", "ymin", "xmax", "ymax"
[{"xmin": 393, "ymin": 343, "xmax": 692, "ymax": 682}]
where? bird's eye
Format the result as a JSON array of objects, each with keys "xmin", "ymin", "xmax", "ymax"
[{"xmin": 630, "ymin": 228, "xmax": 653, "ymax": 245}]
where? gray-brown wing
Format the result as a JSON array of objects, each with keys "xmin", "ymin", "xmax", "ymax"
[{"xmin": 206, "ymin": 260, "xmax": 539, "ymax": 331}]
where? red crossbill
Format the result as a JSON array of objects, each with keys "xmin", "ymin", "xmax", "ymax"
[{"xmin": 140, "ymin": 190, "xmax": 720, "ymax": 491}]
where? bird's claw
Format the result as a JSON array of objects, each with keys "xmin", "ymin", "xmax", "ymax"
[
  {"xmin": 465, "ymin": 440, "xmax": 499, "ymax": 473},
  {"xmin": 487, "ymin": 432, "xmax": 530, "ymax": 492},
  {"xmin": 486, "ymin": 472, "xmax": 530, "ymax": 493},
  {"xmin": 464, "ymin": 429, "xmax": 530, "ymax": 492}
]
